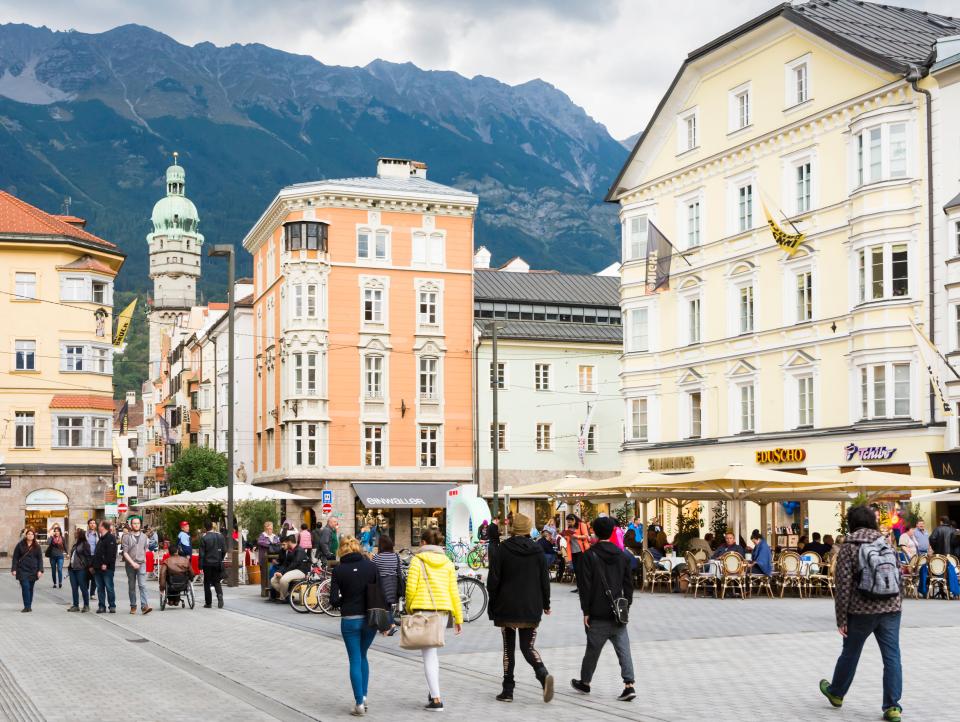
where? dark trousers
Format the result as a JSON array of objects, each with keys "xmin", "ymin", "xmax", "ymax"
[
  {"xmin": 68, "ymin": 568, "xmax": 90, "ymax": 607},
  {"xmin": 17, "ymin": 575, "xmax": 36, "ymax": 610},
  {"xmin": 202, "ymin": 565, "xmax": 223, "ymax": 606},
  {"xmin": 580, "ymin": 618, "xmax": 635, "ymax": 685},
  {"xmin": 571, "ymin": 552, "xmax": 583, "ymax": 586},
  {"xmin": 94, "ymin": 569, "xmax": 116, "ymax": 610},
  {"xmin": 501, "ymin": 626, "xmax": 547, "ymax": 691},
  {"xmin": 829, "ymin": 612, "xmax": 902, "ymax": 712}
]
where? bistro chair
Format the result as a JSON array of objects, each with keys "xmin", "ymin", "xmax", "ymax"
[
  {"xmin": 747, "ymin": 567, "xmax": 773, "ymax": 598},
  {"xmin": 693, "ymin": 549, "xmax": 708, "ymax": 564},
  {"xmin": 927, "ymin": 555, "xmax": 952, "ymax": 600},
  {"xmin": 684, "ymin": 551, "xmax": 717, "ymax": 598},
  {"xmin": 641, "ymin": 550, "xmax": 672, "ymax": 593},
  {"xmin": 807, "ymin": 554, "xmax": 836, "ymax": 598},
  {"xmin": 776, "ymin": 551, "xmax": 805, "ymax": 598},
  {"xmin": 718, "ymin": 552, "xmax": 747, "ymax": 600},
  {"xmin": 901, "ymin": 555, "xmax": 921, "ymax": 600},
  {"xmin": 948, "ymin": 554, "xmax": 960, "ymax": 573}
]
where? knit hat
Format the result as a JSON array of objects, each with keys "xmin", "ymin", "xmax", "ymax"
[
  {"xmin": 511, "ymin": 513, "xmax": 532, "ymax": 536},
  {"xmin": 592, "ymin": 516, "xmax": 615, "ymax": 541}
]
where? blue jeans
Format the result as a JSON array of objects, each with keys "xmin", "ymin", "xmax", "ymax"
[
  {"xmin": 829, "ymin": 612, "xmax": 902, "ymax": 712},
  {"xmin": 68, "ymin": 568, "xmax": 90, "ymax": 608},
  {"xmin": 95, "ymin": 569, "xmax": 116, "ymax": 610},
  {"xmin": 18, "ymin": 575, "xmax": 36, "ymax": 610},
  {"xmin": 49, "ymin": 555, "xmax": 64, "ymax": 585},
  {"xmin": 341, "ymin": 617, "xmax": 376, "ymax": 705}
]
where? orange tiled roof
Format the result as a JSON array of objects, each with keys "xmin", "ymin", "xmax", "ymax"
[
  {"xmin": 0, "ymin": 190, "xmax": 117, "ymax": 250},
  {"xmin": 49, "ymin": 394, "xmax": 116, "ymax": 411},
  {"xmin": 56, "ymin": 254, "xmax": 116, "ymax": 274}
]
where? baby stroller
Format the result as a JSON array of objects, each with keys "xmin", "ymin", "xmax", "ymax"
[{"xmin": 160, "ymin": 571, "xmax": 195, "ymax": 610}]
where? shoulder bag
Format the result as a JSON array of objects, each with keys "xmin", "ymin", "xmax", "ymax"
[
  {"xmin": 366, "ymin": 570, "xmax": 392, "ymax": 632},
  {"xmin": 399, "ymin": 558, "xmax": 446, "ymax": 649},
  {"xmin": 591, "ymin": 551, "xmax": 630, "ymax": 625}
]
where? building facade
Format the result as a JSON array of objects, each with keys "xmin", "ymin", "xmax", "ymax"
[
  {"xmin": 0, "ymin": 191, "xmax": 124, "ymax": 550},
  {"xmin": 473, "ymin": 261, "xmax": 622, "ymax": 518},
  {"xmin": 609, "ymin": 1, "xmax": 960, "ymax": 535},
  {"xmin": 242, "ymin": 158, "xmax": 478, "ymax": 543},
  {"xmin": 113, "ymin": 391, "xmax": 145, "ymax": 505}
]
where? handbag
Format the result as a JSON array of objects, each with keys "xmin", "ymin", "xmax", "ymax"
[
  {"xmin": 399, "ymin": 558, "xmax": 446, "ymax": 650},
  {"xmin": 591, "ymin": 552, "xmax": 630, "ymax": 625},
  {"xmin": 366, "ymin": 575, "xmax": 391, "ymax": 632}
]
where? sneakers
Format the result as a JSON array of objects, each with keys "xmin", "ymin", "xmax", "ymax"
[
  {"xmin": 203, "ymin": 604, "xmax": 212, "ymax": 609},
  {"xmin": 542, "ymin": 674, "xmax": 554, "ymax": 703},
  {"xmin": 819, "ymin": 680, "xmax": 843, "ymax": 708},
  {"xmin": 217, "ymin": 597, "xmax": 224, "ymax": 609},
  {"xmin": 570, "ymin": 679, "xmax": 591, "ymax": 695},
  {"xmin": 20, "ymin": 608, "xmax": 31, "ymax": 613},
  {"xmin": 130, "ymin": 607, "xmax": 137, "ymax": 615},
  {"xmin": 618, "ymin": 685, "xmax": 636, "ymax": 702},
  {"xmin": 350, "ymin": 702, "xmax": 365, "ymax": 716},
  {"xmin": 81, "ymin": 606, "xmax": 90, "ymax": 613},
  {"xmin": 425, "ymin": 699, "xmax": 444, "ymax": 712},
  {"xmin": 495, "ymin": 690, "xmax": 513, "ymax": 702},
  {"xmin": 67, "ymin": 606, "xmax": 80, "ymax": 612},
  {"xmin": 108, "ymin": 608, "xmax": 116, "ymax": 614},
  {"xmin": 883, "ymin": 707, "xmax": 902, "ymax": 722},
  {"xmin": 96, "ymin": 608, "xmax": 106, "ymax": 614},
  {"xmin": 142, "ymin": 606, "xmax": 152, "ymax": 615}
]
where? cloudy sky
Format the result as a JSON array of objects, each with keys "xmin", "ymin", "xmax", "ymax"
[{"xmin": 2, "ymin": 0, "xmax": 956, "ymax": 138}]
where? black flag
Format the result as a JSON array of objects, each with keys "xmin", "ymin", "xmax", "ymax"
[{"xmin": 645, "ymin": 221, "xmax": 674, "ymax": 293}]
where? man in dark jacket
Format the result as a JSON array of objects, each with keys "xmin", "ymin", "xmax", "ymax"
[
  {"xmin": 487, "ymin": 516, "xmax": 501, "ymax": 565},
  {"xmin": 270, "ymin": 536, "xmax": 309, "ymax": 600},
  {"xmin": 486, "ymin": 513, "xmax": 553, "ymax": 704},
  {"xmin": 316, "ymin": 517, "xmax": 339, "ymax": 562},
  {"xmin": 929, "ymin": 516, "xmax": 955, "ymax": 556},
  {"xmin": 199, "ymin": 520, "xmax": 227, "ymax": 609},
  {"xmin": 571, "ymin": 516, "xmax": 635, "ymax": 702},
  {"xmin": 92, "ymin": 520, "xmax": 118, "ymax": 613}
]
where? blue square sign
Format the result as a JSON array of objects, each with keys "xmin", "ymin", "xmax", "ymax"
[{"xmin": 322, "ymin": 489, "xmax": 333, "ymax": 505}]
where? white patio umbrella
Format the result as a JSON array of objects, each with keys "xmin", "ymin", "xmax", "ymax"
[
  {"xmin": 207, "ymin": 483, "xmax": 312, "ymax": 502},
  {"xmin": 510, "ymin": 474, "xmax": 619, "ymax": 497},
  {"xmin": 133, "ymin": 489, "xmax": 209, "ymax": 508},
  {"xmin": 909, "ymin": 488, "xmax": 960, "ymax": 503},
  {"xmin": 838, "ymin": 467, "xmax": 958, "ymax": 500}
]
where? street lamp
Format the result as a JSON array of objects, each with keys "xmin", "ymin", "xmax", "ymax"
[{"xmin": 207, "ymin": 244, "xmax": 238, "ymax": 587}]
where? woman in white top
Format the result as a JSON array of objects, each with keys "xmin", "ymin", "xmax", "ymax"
[{"xmin": 899, "ymin": 527, "xmax": 918, "ymax": 559}]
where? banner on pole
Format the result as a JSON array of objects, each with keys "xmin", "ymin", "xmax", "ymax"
[
  {"xmin": 577, "ymin": 402, "xmax": 597, "ymax": 466},
  {"xmin": 113, "ymin": 298, "xmax": 137, "ymax": 347},
  {"xmin": 910, "ymin": 319, "xmax": 959, "ymax": 416}
]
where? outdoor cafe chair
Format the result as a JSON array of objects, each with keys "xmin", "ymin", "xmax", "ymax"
[
  {"xmin": 776, "ymin": 551, "xmax": 805, "ymax": 598},
  {"xmin": 927, "ymin": 555, "xmax": 952, "ymax": 600},
  {"xmin": 948, "ymin": 554, "xmax": 960, "ymax": 573},
  {"xmin": 641, "ymin": 550, "xmax": 672, "ymax": 593},
  {"xmin": 747, "ymin": 567, "xmax": 773, "ymax": 598},
  {"xmin": 901, "ymin": 555, "xmax": 921, "ymax": 600},
  {"xmin": 718, "ymin": 552, "xmax": 748, "ymax": 600},
  {"xmin": 693, "ymin": 549, "xmax": 708, "ymax": 564},
  {"xmin": 807, "ymin": 554, "xmax": 836, "ymax": 598},
  {"xmin": 684, "ymin": 551, "xmax": 717, "ymax": 598}
]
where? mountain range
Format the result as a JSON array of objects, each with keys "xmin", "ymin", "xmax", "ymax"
[{"xmin": 0, "ymin": 23, "xmax": 628, "ymax": 293}]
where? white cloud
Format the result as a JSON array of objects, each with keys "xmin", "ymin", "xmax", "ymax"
[{"xmin": 1, "ymin": 0, "xmax": 957, "ymax": 138}]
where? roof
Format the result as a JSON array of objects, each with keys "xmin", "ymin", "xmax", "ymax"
[
  {"xmin": 474, "ymin": 269, "xmax": 620, "ymax": 307},
  {"xmin": 0, "ymin": 191, "xmax": 118, "ymax": 250},
  {"xmin": 49, "ymin": 394, "xmax": 116, "ymax": 411},
  {"xmin": 287, "ymin": 175, "xmax": 477, "ymax": 201},
  {"xmin": 945, "ymin": 190, "xmax": 960, "ymax": 212},
  {"xmin": 606, "ymin": 0, "xmax": 960, "ymax": 202},
  {"xmin": 56, "ymin": 254, "xmax": 116, "ymax": 274},
  {"xmin": 475, "ymin": 319, "xmax": 622, "ymax": 344},
  {"xmin": 113, "ymin": 399, "xmax": 144, "ymax": 429}
]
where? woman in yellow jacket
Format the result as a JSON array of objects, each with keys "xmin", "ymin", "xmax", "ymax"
[{"xmin": 404, "ymin": 526, "xmax": 463, "ymax": 712}]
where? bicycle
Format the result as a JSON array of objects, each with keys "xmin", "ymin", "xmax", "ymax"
[
  {"xmin": 465, "ymin": 542, "xmax": 488, "ymax": 569},
  {"xmin": 288, "ymin": 564, "xmax": 330, "ymax": 614},
  {"xmin": 445, "ymin": 539, "xmax": 470, "ymax": 564}
]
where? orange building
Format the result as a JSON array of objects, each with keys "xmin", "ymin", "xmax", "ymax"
[{"xmin": 242, "ymin": 159, "xmax": 478, "ymax": 543}]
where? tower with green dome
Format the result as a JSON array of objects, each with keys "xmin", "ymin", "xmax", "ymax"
[{"xmin": 147, "ymin": 152, "xmax": 204, "ymax": 372}]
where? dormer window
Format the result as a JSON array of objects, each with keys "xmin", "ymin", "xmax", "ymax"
[{"xmin": 284, "ymin": 221, "xmax": 328, "ymax": 252}]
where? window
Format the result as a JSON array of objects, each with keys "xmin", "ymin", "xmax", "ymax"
[
  {"xmin": 687, "ymin": 201, "xmax": 701, "ymax": 248},
  {"xmin": 796, "ymin": 270, "xmax": 812, "ymax": 322},
  {"xmin": 364, "ymin": 355, "xmax": 383, "ymax": 399},
  {"xmin": 738, "ymin": 184, "xmax": 753, "ymax": 232},
  {"xmin": 64, "ymin": 345, "xmax": 84, "ymax": 372},
  {"xmin": 363, "ymin": 424, "xmax": 384, "ymax": 467},
  {"xmin": 293, "ymin": 352, "xmax": 318, "ymax": 395},
  {"xmin": 15, "ymin": 411, "xmax": 34, "ymax": 448},
  {"xmin": 739, "ymin": 285, "xmax": 755, "ymax": 334},
  {"xmin": 688, "ymin": 391, "xmax": 702, "ymax": 438},
  {"xmin": 536, "ymin": 423, "xmax": 553, "ymax": 451},
  {"xmin": 857, "ymin": 243, "xmax": 909, "ymax": 302},
  {"xmin": 797, "ymin": 376, "xmax": 814, "ymax": 427},
  {"xmin": 490, "ymin": 362, "xmax": 505, "ymax": 389},
  {"xmin": 889, "ymin": 123, "xmax": 907, "ymax": 178},
  {"xmin": 859, "ymin": 363, "xmax": 911, "ymax": 419},
  {"xmin": 740, "ymin": 384, "xmax": 755, "ymax": 433},
  {"xmin": 729, "ymin": 84, "xmax": 751, "ymax": 131},
  {"xmin": 534, "ymin": 363, "xmax": 551, "ymax": 391},
  {"xmin": 92, "ymin": 346, "xmax": 110, "ymax": 374},
  {"xmin": 419, "ymin": 426, "xmax": 439, "ymax": 467},
  {"xmin": 293, "ymin": 423, "xmax": 319, "ymax": 466},
  {"xmin": 623, "ymin": 215, "xmax": 648, "ymax": 261},
  {"xmin": 56, "ymin": 416, "xmax": 84, "ymax": 447},
  {"xmin": 954, "ymin": 220, "xmax": 960, "ymax": 257},
  {"xmin": 92, "ymin": 280, "xmax": 108, "ymax": 305},
  {"xmin": 578, "ymin": 365, "xmax": 596, "ymax": 393},
  {"xmin": 293, "ymin": 284, "xmax": 318, "ymax": 319},
  {"xmin": 412, "ymin": 232, "xmax": 444, "ymax": 267},
  {"xmin": 363, "ymin": 288, "xmax": 383, "ymax": 323},
  {"xmin": 15, "ymin": 340, "xmax": 36, "ymax": 371},
  {"xmin": 586, "ymin": 424, "xmax": 597, "ymax": 453},
  {"xmin": 792, "ymin": 62, "xmax": 808, "ymax": 105},
  {"xmin": 627, "ymin": 308, "xmax": 649, "ymax": 352},
  {"xmin": 418, "ymin": 290, "xmax": 438, "ymax": 326},
  {"xmin": 14, "ymin": 273, "xmax": 36, "ymax": 300},
  {"xmin": 688, "ymin": 297, "xmax": 701, "ymax": 344},
  {"xmin": 795, "ymin": 162, "xmax": 811, "ymax": 213},
  {"xmin": 284, "ymin": 221, "xmax": 328, "ymax": 252},
  {"xmin": 90, "ymin": 417, "xmax": 108, "ymax": 448},
  {"xmin": 419, "ymin": 357, "xmax": 438, "ymax": 400},
  {"xmin": 357, "ymin": 228, "xmax": 388, "ymax": 260},
  {"xmin": 628, "ymin": 398, "xmax": 648, "ymax": 441},
  {"xmin": 856, "ymin": 122, "xmax": 908, "ymax": 186},
  {"xmin": 490, "ymin": 423, "xmax": 507, "ymax": 451},
  {"xmin": 678, "ymin": 109, "xmax": 697, "ymax": 152},
  {"xmin": 61, "ymin": 276, "xmax": 87, "ymax": 301}
]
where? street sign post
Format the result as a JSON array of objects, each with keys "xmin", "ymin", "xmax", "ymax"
[
  {"xmin": 117, "ymin": 501, "xmax": 128, "ymax": 515},
  {"xmin": 322, "ymin": 489, "xmax": 333, "ymax": 515}
]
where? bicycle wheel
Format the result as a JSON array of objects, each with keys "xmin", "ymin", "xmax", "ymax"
[
  {"xmin": 305, "ymin": 581, "xmax": 326, "ymax": 614},
  {"xmin": 317, "ymin": 578, "xmax": 341, "ymax": 617},
  {"xmin": 457, "ymin": 576, "xmax": 487, "ymax": 623},
  {"xmin": 466, "ymin": 548, "xmax": 483, "ymax": 570},
  {"xmin": 288, "ymin": 579, "xmax": 310, "ymax": 614}
]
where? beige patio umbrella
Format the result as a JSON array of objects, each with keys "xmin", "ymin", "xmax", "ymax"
[
  {"xmin": 838, "ymin": 467, "xmax": 958, "ymax": 500},
  {"xmin": 510, "ymin": 473, "xmax": 621, "ymax": 497},
  {"xmin": 910, "ymin": 488, "xmax": 960, "ymax": 503}
]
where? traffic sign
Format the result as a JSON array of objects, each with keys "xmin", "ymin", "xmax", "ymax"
[
  {"xmin": 117, "ymin": 501, "xmax": 128, "ymax": 515},
  {"xmin": 115, "ymin": 483, "xmax": 126, "ymax": 498},
  {"xmin": 321, "ymin": 502, "xmax": 333, "ymax": 515},
  {"xmin": 321, "ymin": 489, "xmax": 333, "ymax": 505}
]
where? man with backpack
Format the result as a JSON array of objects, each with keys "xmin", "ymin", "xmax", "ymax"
[
  {"xmin": 819, "ymin": 505, "xmax": 902, "ymax": 722},
  {"xmin": 570, "ymin": 516, "xmax": 635, "ymax": 703}
]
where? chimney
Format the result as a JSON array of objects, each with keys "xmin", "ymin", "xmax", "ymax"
[
  {"xmin": 126, "ymin": 391, "xmax": 137, "ymax": 406},
  {"xmin": 474, "ymin": 246, "xmax": 491, "ymax": 270},
  {"xmin": 376, "ymin": 157, "xmax": 427, "ymax": 180}
]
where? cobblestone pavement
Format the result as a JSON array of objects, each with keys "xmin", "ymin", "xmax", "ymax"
[{"xmin": 2, "ymin": 573, "xmax": 958, "ymax": 721}]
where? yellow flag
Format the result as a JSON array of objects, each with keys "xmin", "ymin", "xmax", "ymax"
[
  {"xmin": 113, "ymin": 299, "xmax": 137, "ymax": 347},
  {"xmin": 761, "ymin": 201, "xmax": 805, "ymax": 256}
]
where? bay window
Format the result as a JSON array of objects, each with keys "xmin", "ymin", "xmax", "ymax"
[
  {"xmin": 855, "ymin": 121, "xmax": 909, "ymax": 186},
  {"xmin": 856, "ymin": 242, "xmax": 909, "ymax": 302},
  {"xmin": 627, "ymin": 398, "xmax": 648, "ymax": 442},
  {"xmin": 859, "ymin": 362, "xmax": 911, "ymax": 420}
]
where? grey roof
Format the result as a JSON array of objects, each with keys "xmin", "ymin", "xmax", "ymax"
[
  {"xmin": 945, "ymin": 191, "xmax": 960, "ymax": 212},
  {"xmin": 474, "ymin": 269, "xmax": 620, "ymax": 307},
  {"xmin": 475, "ymin": 320, "xmax": 622, "ymax": 344},
  {"xmin": 288, "ymin": 175, "xmax": 476, "ymax": 200}
]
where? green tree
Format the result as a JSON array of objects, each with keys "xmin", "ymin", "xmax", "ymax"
[
  {"xmin": 236, "ymin": 500, "xmax": 280, "ymax": 546},
  {"xmin": 158, "ymin": 503, "xmax": 224, "ymax": 547},
  {"xmin": 167, "ymin": 446, "xmax": 227, "ymax": 493}
]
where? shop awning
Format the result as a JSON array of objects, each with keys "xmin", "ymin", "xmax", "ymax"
[{"xmin": 353, "ymin": 482, "xmax": 457, "ymax": 508}]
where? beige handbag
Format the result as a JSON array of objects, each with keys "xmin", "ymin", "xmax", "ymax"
[{"xmin": 399, "ymin": 558, "xmax": 446, "ymax": 650}]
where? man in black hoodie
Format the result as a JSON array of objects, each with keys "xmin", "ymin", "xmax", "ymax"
[
  {"xmin": 486, "ymin": 513, "xmax": 554, "ymax": 704},
  {"xmin": 199, "ymin": 520, "xmax": 226, "ymax": 609},
  {"xmin": 92, "ymin": 520, "xmax": 118, "ymax": 613},
  {"xmin": 571, "ymin": 516, "xmax": 635, "ymax": 702}
]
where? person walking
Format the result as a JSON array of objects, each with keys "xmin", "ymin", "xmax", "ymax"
[
  {"xmin": 570, "ymin": 516, "xmax": 636, "ymax": 702},
  {"xmin": 66, "ymin": 527, "xmax": 93, "ymax": 612},
  {"xmin": 330, "ymin": 535, "xmax": 381, "ymax": 716},
  {"xmin": 563, "ymin": 514, "xmax": 591, "ymax": 593},
  {"xmin": 92, "ymin": 520, "xmax": 118, "ymax": 613},
  {"xmin": 487, "ymin": 516, "xmax": 501, "ymax": 565},
  {"xmin": 486, "ymin": 513, "xmax": 554, "ymax": 703},
  {"xmin": 404, "ymin": 527, "xmax": 463, "ymax": 712},
  {"xmin": 819, "ymin": 505, "xmax": 903, "ymax": 721},
  {"xmin": 46, "ymin": 526, "xmax": 66, "ymax": 588},
  {"xmin": 121, "ymin": 517, "xmax": 152, "ymax": 615},
  {"xmin": 11, "ymin": 527, "xmax": 44, "ymax": 612},
  {"xmin": 199, "ymin": 520, "xmax": 226, "ymax": 609},
  {"xmin": 372, "ymin": 535, "xmax": 404, "ymax": 635},
  {"xmin": 86, "ymin": 519, "xmax": 99, "ymax": 601}
]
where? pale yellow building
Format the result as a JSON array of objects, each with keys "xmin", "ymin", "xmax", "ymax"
[
  {"xmin": 609, "ymin": 1, "xmax": 960, "ymax": 538},
  {"xmin": 0, "ymin": 191, "xmax": 124, "ymax": 551}
]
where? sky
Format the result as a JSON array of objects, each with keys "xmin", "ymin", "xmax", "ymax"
[{"xmin": 1, "ymin": 0, "xmax": 958, "ymax": 139}]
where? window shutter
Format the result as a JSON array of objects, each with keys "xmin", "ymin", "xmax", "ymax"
[{"xmin": 429, "ymin": 234, "xmax": 444, "ymax": 265}]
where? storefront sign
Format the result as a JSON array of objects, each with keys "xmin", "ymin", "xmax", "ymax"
[
  {"xmin": 648, "ymin": 456, "xmax": 695, "ymax": 472},
  {"xmin": 928, "ymin": 451, "xmax": 960, "ymax": 481},
  {"xmin": 845, "ymin": 443, "xmax": 896, "ymax": 462},
  {"xmin": 353, "ymin": 482, "xmax": 457, "ymax": 508},
  {"xmin": 755, "ymin": 448, "xmax": 806, "ymax": 464}
]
